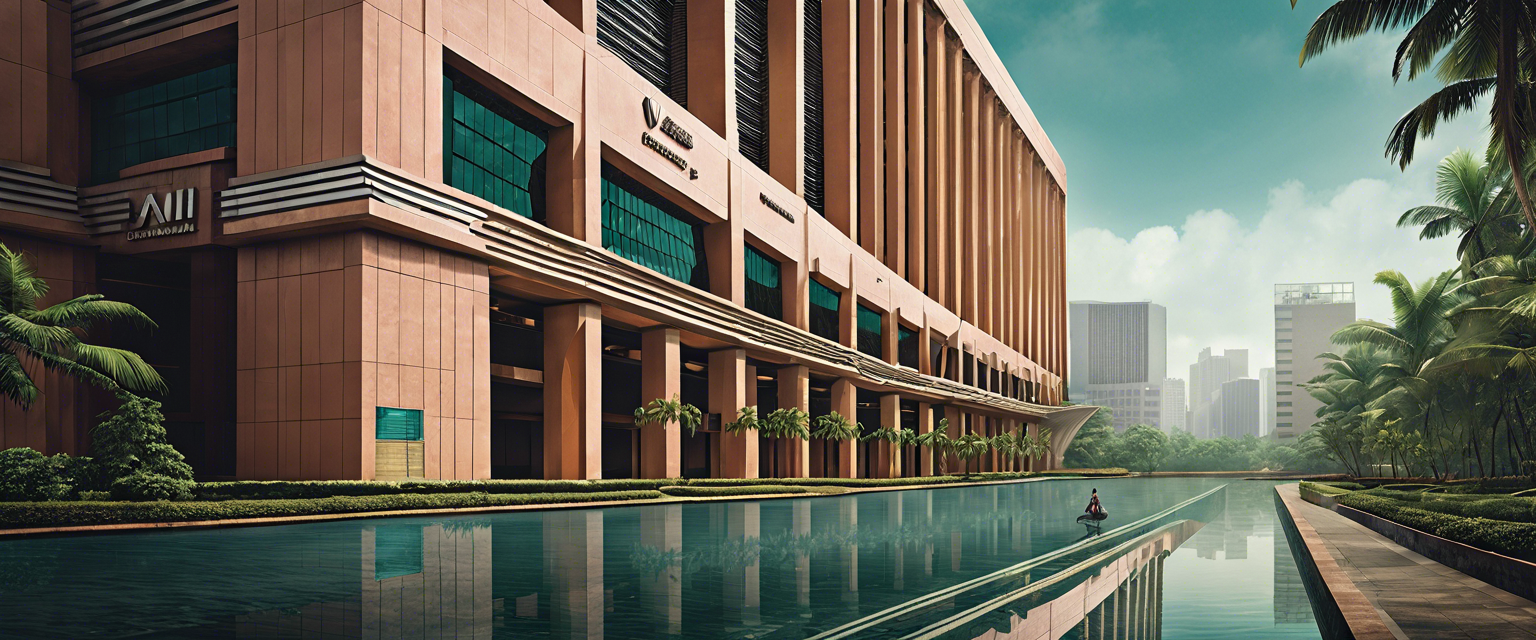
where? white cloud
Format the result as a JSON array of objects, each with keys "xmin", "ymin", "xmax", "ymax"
[{"xmin": 1068, "ymin": 174, "xmax": 1459, "ymax": 386}]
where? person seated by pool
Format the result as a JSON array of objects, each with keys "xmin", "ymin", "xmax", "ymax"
[{"xmin": 1085, "ymin": 488, "xmax": 1103, "ymax": 516}]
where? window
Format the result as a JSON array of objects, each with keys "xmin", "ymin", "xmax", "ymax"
[
  {"xmin": 1277, "ymin": 411, "xmax": 1292, "ymax": 417},
  {"xmin": 444, "ymin": 70, "xmax": 548, "ymax": 220},
  {"xmin": 803, "ymin": 0, "xmax": 824, "ymax": 214},
  {"xmin": 91, "ymin": 63, "xmax": 236, "ymax": 184},
  {"xmin": 597, "ymin": 0, "xmax": 687, "ymax": 103},
  {"xmin": 930, "ymin": 338, "xmax": 944, "ymax": 377},
  {"xmin": 744, "ymin": 244, "xmax": 782, "ymax": 320},
  {"xmin": 601, "ymin": 164, "xmax": 709, "ymax": 289},
  {"xmin": 1278, "ymin": 422, "xmax": 1292, "ymax": 429},
  {"xmin": 1277, "ymin": 402, "xmax": 1292, "ymax": 407},
  {"xmin": 897, "ymin": 326, "xmax": 919, "ymax": 369},
  {"xmin": 856, "ymin": 304, "xmax": 883, "ymax": 358},
  {"xmin": 735, "ymin": 0, "xmax": 769, "ymax": 171},
  {"xmin": 1277, "ymin": 338, "xmax": 1292, "ymax": 343},
  {"xmin": 1277, "ymin": 359, "xmax": 1293, "ymax": 365},
  {"xmin": 809, "ymin": 279, "xmax": 840, "ymax": 342},
  {"xmin": 1277, "ymin": 390, "xmax": 1292, "ymax": 396},
  {"xmin": 376, "ymin": 407, "xmax": 424, "ymax": 440}
]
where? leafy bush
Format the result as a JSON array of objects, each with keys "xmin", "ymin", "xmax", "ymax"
[
  {"xmin": 661, "ymin": 485, "xmax": 814, "ymax": 497},
  {"xmin": 1301, "ymin": 481, "xmax": 1353, "ymax": 496},
  {"xmin": 0, "ymin": 448, "xmax": 74, "ymax": 501},
  {"xmin": 192, "ymin": 478, "xmax": 680, "ymax": 501},
  {"xmin": 0, "ymin": 490, "xmax": 664, "ymax": 529},
  {"xmin": 1317, "ymin": 481, "xmax": 1365, "ymax": 491},
  {"xmin": 92, "ymin": 393, "xmax": 194, "ymax": 501},
  {"xmin": 1379, "ymin": 483, "xmax": 1439, "ymax": 492},
  {"xmin": 1340, "ymin": 493, "xmax": 1536, "ymax": 560}
]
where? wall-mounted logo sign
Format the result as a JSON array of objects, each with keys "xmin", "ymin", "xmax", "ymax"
[
  {"xmin": 759, "ymin": 193, "xmax": 795, "ymax": 223},
  {"xmin": 126, "ymin": 188, "xmax": 196, "ymax": 240},
  {"xmin": 641, "ymin": 97, "xmax": 699, "ymax": 179}
]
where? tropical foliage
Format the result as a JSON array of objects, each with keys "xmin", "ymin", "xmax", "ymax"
[
  {"xmin": 633, "ymin": 394, "xmax": 703, "ymax": 436},
  {"xmin": 1062, "ymin": 407, "xmax": 1341, "ymax": 473}
]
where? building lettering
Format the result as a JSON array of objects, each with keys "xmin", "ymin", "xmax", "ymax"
[
  {"xmin": 759, "ymin": 193, "xmax": 795, "ymax": 223},
  {"xmin": 126, "ymin": 188, "xmax": 197, "ymax": 240},
  {"xmin": 642, "ymin": 132, "xmax": 689, "ymax": 172}
]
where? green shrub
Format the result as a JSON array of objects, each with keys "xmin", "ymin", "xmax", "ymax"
[
  {"xmin": 92, "ymin": 393, "xmax": 194, "ymax": 501},
  {"xmin": 192, "ymin": 478, "xmax": 679, "ymax": 501},
  {"xmin": 0, "ymin": 490, "xmax": 664, "ymax": 529},
  {"xmin": 0, "ymin": 448, "xmax": 73, "ymax": 501},
  {"xmin": 1380, "ymin": 483, "xmax": 1439, "ymax": 492},
  {"xmin": 1409, "ymin": 496, "xmax": 1536, "ymax": 525},
  {"xmin": 1301, "ymin": 481, "xmax": 1352, "ymax": 496},
  {"xmin": 660, "ymin": 485, "xmax": 813, "ymax": 497},
  {"xmin": 1340, "ymin": 493, "xmax": 1536, "ymax": 560},
  {"xmin": 1318, "ymin": 481, "xmax": 1365, "ymax": 491}
]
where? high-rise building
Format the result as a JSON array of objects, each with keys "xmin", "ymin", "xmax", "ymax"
[
  {"xmin": 1160, "ymin": 378, "xmax": 1187, "ymax": 434},
  {"xmin": 1214, "ymin": 378, "xmax": 1262, "ymax": 439},
  {"xmin": 1069, "ymin": 301, "xmax": 1168, "ymax": 431},
  {"xmin": 1274, "ymin": 283, "xmax": 1356, "ymax": 440},
  {"xmin": 1190, "ymin": 348, "xmax": 1248, "ymax": 438},
  {"xmin": 0, "ymin": 0, "xmax": 1090, "ymax": 480},
  {"xmin": 1259, "ymin": 367, "xmax": 1275, "ymax": 437}
]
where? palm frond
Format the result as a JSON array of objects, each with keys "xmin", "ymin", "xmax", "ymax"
[
  {"xmin": 1386, "ymin": 77, "xmax": 1495, "ymax": 168},
  {"xmin": 0, "ymin": 351, "xmax": 38, "ymax": 407},
  {"xmin": 29, "ymin": 296, "xmax": 159, "ymax": 331},
  {"xmin": 69, "ymin": 344, "xmax": 168, "ymax": 395}
]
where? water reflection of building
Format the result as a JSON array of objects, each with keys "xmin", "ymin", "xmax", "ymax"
[{"xmin": 1273, "ymin": 526, "xmax": 1315, "ymax": 625}]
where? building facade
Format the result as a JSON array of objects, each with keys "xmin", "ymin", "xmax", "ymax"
[
  {"xmin": 1160, "ymin": 377, "xmax": 1185, "ymax": 435},
  {"xmin": 1067, "ymin": 300, "xmax": 1166, "ymax": 432},
  {"xmin": 1273, "ymin": 283, "xmax": 1354, "ymax": 440},
  {"xmin": 1259, "ymin": 366, "xmax": 1274, "ymax": 437},
  {"xmin": 1214, "ymin": 378, "xmax": 1260, "ymax": 439},
  {"xmin": 0, "ymin": 0, "xmax": 1090, "ymax": 480},
  {"xmin": 1189, "ymin": 348, "xmax": 1247, "ymax": 439}
]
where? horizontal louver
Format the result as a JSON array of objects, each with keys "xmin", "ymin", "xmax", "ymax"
[
  {"xmin": 597, "ymin": 0, "xmax": 677, "ymax": 94},
  {"xmin": 804, "ymin": 0, "xmax": 825, "ymax": 214},
  {"xmin": 735, "ymin": 0, "xmax": 769, "ymax": 172}
]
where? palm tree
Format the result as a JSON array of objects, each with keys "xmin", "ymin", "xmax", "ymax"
[
  {"xmin": 1304, "ymin": 345, "xmax": 1400, "ymax": 476},
  {"xmin": 1334, "ymin": 270, "xmax": 1465, "ymax": 376},
  {"xmin": 952, "ymin": 433, "xmax": 991, "ymax": 476},
  {"xmin": 634, "ymin": 394, "xmax": 704, "ymax": 436},
  {"xmin": 914, "ymin": 421, "xmax": 955, "ymax": 476},
  {"xmin": 1295, "ymin": 0, "xmax": 1536, "ymax": 234},
  {"xmin": 1399, "ymin": 150, "xmax": 1522, "ymax": 275},
  {"xmin": 860, "ymin": 425, "xmax": 904, "ymax": 478},
  {"xmin": 0, "ymin": 244, "xmax": 165, "ymax": 405}
]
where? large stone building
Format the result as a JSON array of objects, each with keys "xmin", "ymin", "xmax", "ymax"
[
  {"xmin": 1068, "ymin": 300, "xmax": 1166, "ymax": 431},
  {"xmin": 1273, "ymin": 283, "xmax": 1355, "ymax": 440},
  {"xmin": 0, "ymin": 0, "xmax": 1091, "ymax": 480}
]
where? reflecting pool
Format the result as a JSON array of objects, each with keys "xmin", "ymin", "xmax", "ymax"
[{"xmin": 0, "ymin": 478, "xmax": 1321, "ymax": 638}]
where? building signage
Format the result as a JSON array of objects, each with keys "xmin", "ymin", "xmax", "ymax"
[
  {"xmin": 126, "ymin": 188, "xmax": 196, "ymax": 240},
  {"xmin": 641, "ymin": 97, "xmax": 699, "ymax": 179},
  {"xmin": 759, "ymin": 193, "xmax": 794, "ymax": 223}
]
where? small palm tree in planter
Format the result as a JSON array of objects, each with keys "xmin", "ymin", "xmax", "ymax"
[
  {"xmin": 633, "ymin": 394, "xmax": 703, "ymax": 435},
  {"xmin": 760, "ymin": 407, "xmax": 810, "ymax": 477},
  {"xmin": 914, "ymin": 419, "xmax": 955, "ymax": 476},
  {"xmin": 991, "ymin": 431, "xmax": 1019, "ymax": 472},
  {"xmin": 860, "ymin": 424, "xmax": 905, "ymax": 478},
  {"xmin": 1019, "ymin": 427, "xmax": 1053, "ymax": 472},
  {"xmin": 810, "ymin": 411, "xmax": 859, "ymax": 476},
  {"xmin": 722, "ymin": 406, "xmax": 760, "ymax": 435},
  {"xmin": 952, "ymin": 433, "xmax": 992, "ymax": 477}
]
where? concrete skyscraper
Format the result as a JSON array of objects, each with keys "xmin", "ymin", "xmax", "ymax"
[
  {"xmin": 1274, "ymin": 283, "xmax": 1356, "ymax": 440},
  {"xmin": 1259, "ymin": 367, "xmax": 1275, "ymax": 437},
  {"xmin": 1161, "ymin": 378, "xmax": 1187, "ymax": 434},
  {"xmin": 1215, "ymin": 378, "xmax": 1262, "ymax": 439},
  {"xmin": 1189, "ymin": 348, "xmax": 1248, "ymax": 439},
  {"xmin": 1069, "ymin": 301, "xmax": 1168, "ymax": 431}
]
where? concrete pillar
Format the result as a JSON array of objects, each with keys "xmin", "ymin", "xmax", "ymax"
[
  {"xmin": 882, "ymin": 309, "xmax": 899, "ymax": 364},
  {"xmin": 711, "ymin": 348, "xmax": 757, "ymax": 478},
  {"xmin": 947, "ymin": 34, "xmax": 964, "ymax": 315},
  {"xmin": 767, "ymin": 0, "xmax": 805, "ymax": 192},
  {"xmin": 906, "ymin": 0, "xmax": 926, "ymax": 291},
  {"xmin": 639, "ymin": 327, "xmax": 681, "ymax": 478},
  {"xmin": 878, "ymin": 393, "xmax": 901, "ymax": 478},
  {"xmin": 961, "ymin": 61, "xmax": 981, "ymax": 325},
  {"xmin": 640, "ymin": 504, "xmax": 682, "ymax": 634},
  {"xmin": 831, "ymin": 377, "xmax": 858, "ymax": 478},
  {"xmin": 778, "ymin": 364, "xmax": 811, "ymax": 478},
  {"xmin": 687, "ymin": 1, "xmax": 732, "ymax": 139},
  {"xmin": 544, "ymin": 302, "xmax": 602, "ymax": 479},
  {"xmin": 924, "ymin": 13, "xmax": 949, "ymax": 307},
  {"xmin": 917, "ymin": 401, "xmax": 934, "ymax": 476},
  {"xmin": 822, "ymin": 0, "xmax": 859, "ymax": 237},
  {"xmin": 979, "ymin": 89, "xmax": 994, "ymax": 335},
  {"xmin": 883, "ymin": 0, "xmax": 907, "ymax": 275},
  {"xmin": 857, "ymin": 0, "xmax": 884, "ymax": 254}
]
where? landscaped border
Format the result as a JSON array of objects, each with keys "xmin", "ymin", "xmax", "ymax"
[
  {"xmin": 1335, "ymin": 502, "xmax": 1536, "ymax": 604},
  {"xmin": 0, "ymin": 470, "xmax": 1128, "ymax": 537}
]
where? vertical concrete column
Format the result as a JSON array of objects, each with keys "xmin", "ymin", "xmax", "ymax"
[
  {"xmin": 838, "ymin": 283, "xmax": 858, "ymax": 348},
  {"xmin": 544, "ymin": 302, "xmax": 602, "ymax": 480},
  {"xmin": 548, "ymin": 510, "xmax": 604, "ymax": 638},
  {"xmin": 906, "ymin": 0, "xmax": 927, "ymax": 290},
  {"xmin": 831, "ymin": 378, "xmax": 859, "ymax": 478},
  {"xmin": 882, "ymin": 309, "xmax": 899, "ymax": 364},
  {"xmin": 961, "ymin": 61, "xmax": 981, "ymax": 325},
  {"xmin": 946, "ymin": 34, "xmax": 964, "ymax": 315},
  {"xmin": 884, "ymin": 0, "xmax": 907, "ymax": 275},
  {"xmin": 916, "ymin": 401, "xmax": 934, "ymax": 476},
  {"xmin": 996, "ymin": 116, "xmax": 1010, "ymax": 349},
  {"xmin": 547, "ymin": 118, "xmax": 600, "ymax": 243},
  {"xmin": 706, "ymin": 189, "xmax": 746, "ymax": 308},
  {"xmin": 979, "ymin": 90, "xmax": 995, "ymax": 336},
  {"xmin": 1013, "ymin": 135, "xmax": 1027, "ymax": 353},
  {"xmin": 857, "ymin": 0, "xmax": 884, "ymax": 255},
  {"xmin": 822, "ymin": 0, "xmax": 859, "ymax": 237},
  {"xmin": 924, "ymin": 11, "xmax": 949, "ymax": 305},
  {"xmin": 689, "ymin": 1, "xmax": 733, "ymax": 139},
  {"xmin": 767, "ymin": 0, "xmax": 805, "ymax": 192},
  {"xmin": 917, "ymin": 325, "xmax": 933, "ymax": 375},
  {"xmin": 778, "ymin": 364, "xmax": 811, "ymax": 478},
  {"xmin": 877, "ymin": 393, "xmax": 901, "ymax": 478},
  {"xmin": 711, "ymin": 348, "xmax": 757, "ymax": 478},
  {"xmin": 640, "ymin": 504, "xmax": 682, "ymax": 635},
  {"xmin": 639, "ymin": 327, "xmax": 681, "ymax": 478},
  {"xmin": 783, "ymin": 249, "xmax": 810, "ymax": 332}
]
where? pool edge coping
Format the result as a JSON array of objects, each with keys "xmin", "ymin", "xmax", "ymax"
[
  {"xmin": 1273, "ymin": 483, "xmax": 1398, "ymax": 640},
  {"xmin": 0, "ymin": 474, "xmax": 1115, "ymax": 538}
]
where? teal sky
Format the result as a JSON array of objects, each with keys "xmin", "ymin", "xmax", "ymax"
[
  {"xmin": 970, "ymin": 0, "xmax": 1480, "ymax": 237},
  {"xmin": 967, "ymin": 0, "xmax": 1476, "ymax": 386}
]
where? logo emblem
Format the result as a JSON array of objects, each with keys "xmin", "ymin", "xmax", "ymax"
[
  {"xmin": 643, "ymin": 96, "xmax": 662, "ymax": 129},
  {"xmin": 126, "ymin": 188, "xmax": 197, "ymax": 240}
]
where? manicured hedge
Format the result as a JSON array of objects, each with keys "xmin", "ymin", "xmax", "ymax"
[
  {"xmin": 1317, "ymin": 481, "xmax": 1365, "ymax": 491},
  {"xmin": 1340, "ymin": 493, "xmax": 1536, "ymax": 561},
  {"xmin": 661, "ymin": 485, "xmax": 812, "ymax": 497},
  {"xmin": 0, "ymin": 490, "xmax": 663, "ymax": 530},
  {"xmin": 1301, "ymin": 481, "xmax": 1353, "ymax": 496}
]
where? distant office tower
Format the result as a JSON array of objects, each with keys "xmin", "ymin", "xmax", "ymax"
[
  {"xmin": 1189, "ymin": 348, "xmax": 1248, "ymax": 438},
  {"xmin": 1160, "ymin": 378, "xmax": 1187, "ymax": 434},
  {"xmin": 1214, "ymin": 378, "xmax": 1262, "ymax": 439},
  {"xmin": 1259, "ymin": 367, "xmax": 1275, "ymax": 437},
  {"xmin": 1069, "ymin": 301, "xmax": 1168, "ymax": 431},
  {"xmin": 1274, "ymin": 283, "xmax": 1356, "ymax": 440}
]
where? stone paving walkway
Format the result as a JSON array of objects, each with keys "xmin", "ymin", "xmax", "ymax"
[{"xmin": 1278, "ymin": 484, "xmax": 1536, "ymax": 639}]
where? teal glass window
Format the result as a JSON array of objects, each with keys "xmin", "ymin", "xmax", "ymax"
[
  {"xmin": 375, "ymin": 407, "xmax": 424, "ymax": 441},
  {"xmin": 373, "ymin": 525, "xmax": 424, "ymax": 580},
  {"xmin": 897, "ymin": 326, "xmax": 918, "ymax": 369},
  {"xmin": 744, "ymin": 244, "xmax": 782, "ymax": 320},
  {"xmin": 444, "ymin": 71, "xmax": 548, "ymax": 221},
  {"xmin": 809, "ymin": 279, "xmax": 840, "ymax": 342},
  {"xmin": 600, "ymin": 164, "xmax": 709, "ymax": 290},
  {"xmin": 91, "ymin": 63, "xmax": 236, "ymax": 185},
  {"xmin": 856, "ymin": 304, "xmax": 883, "ymax": 358}
]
